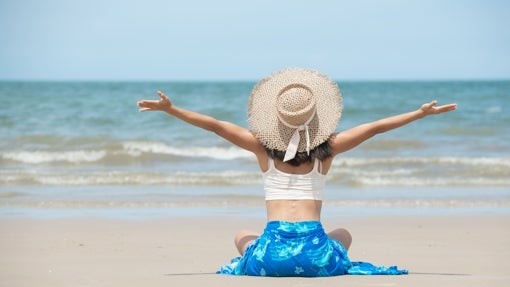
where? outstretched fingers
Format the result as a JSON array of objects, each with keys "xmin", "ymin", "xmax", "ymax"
[
  {"xmin": 434, "ymin": 103, "xmax": 458, "ymax": 114},
  {"xmin": 422, "ymin": 100, "xmax": 457, "ymax": 115},
  {"xmin": 137, "ymin": 91, "xmax": 172, "ymax": 112},
  {"xmin": 137, "ymin": 100, "xmax": 156, "ymax": 112}
]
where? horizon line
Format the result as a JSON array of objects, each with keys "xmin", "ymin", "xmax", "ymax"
[{"xmin": 1, "ymin": 77, "xmax": 509, "ymax": 83}]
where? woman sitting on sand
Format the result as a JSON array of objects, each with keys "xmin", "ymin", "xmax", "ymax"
[{"xmin": 137, "ymin": 68, "xmax": 456, "ymax": 277}]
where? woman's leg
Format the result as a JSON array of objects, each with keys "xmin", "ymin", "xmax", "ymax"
[
  {"xmin": 328, "ymin": 228, "xmax": 352, "ymax": 250},
  {"xmin": 234, "ymin": 229, "xmax": 259, "ymax": 255}
]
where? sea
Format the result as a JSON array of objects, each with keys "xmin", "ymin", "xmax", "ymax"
[{"xmin": 1, "ymin": 80, "xmax": 509, "ymax": 218}]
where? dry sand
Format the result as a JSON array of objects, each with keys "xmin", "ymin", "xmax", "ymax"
[{"xmin": 1, "ymin": 213, "xmax": 509, "ymax": 287}]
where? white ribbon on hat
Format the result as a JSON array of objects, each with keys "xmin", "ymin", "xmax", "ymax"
[{"xmin": 277, "ymin": 110, "xmax": 316, "ymax": 162}]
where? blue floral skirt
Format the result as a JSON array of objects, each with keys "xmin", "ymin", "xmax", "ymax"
[{"xmin": 217, "ymin": 221, "xmax": 408, "ymax": 277}]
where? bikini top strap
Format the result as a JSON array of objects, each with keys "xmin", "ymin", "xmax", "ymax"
[
  {"xmin": 314, "ymin": 158, "xmax": 323, "ymax": 174},
  {"xmin": 268, "ymin": 157, "xmax": 275, "ymax": 169}
]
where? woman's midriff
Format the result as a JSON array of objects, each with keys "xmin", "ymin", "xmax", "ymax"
[{"xmin": 266, "ymin": 200, "xmax": 322, "ymax": 222}]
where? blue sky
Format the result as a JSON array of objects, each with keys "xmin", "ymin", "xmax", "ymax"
[{"xmin": 1, "ymin": 0, "xmax": 509, "ymax": 81}]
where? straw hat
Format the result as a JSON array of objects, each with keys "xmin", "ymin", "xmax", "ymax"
[{"xmin": 248, "ymin": 68, "xmax": 343, "ymax": 161}]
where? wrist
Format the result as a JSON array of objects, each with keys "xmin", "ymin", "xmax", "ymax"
[
  {"xmin": 416, "ymin": 108, "xmax": 427, "ymax": 119},
  {"xmin": 163, "ymin": 104, "xmax": 174, "ymax": 115}
]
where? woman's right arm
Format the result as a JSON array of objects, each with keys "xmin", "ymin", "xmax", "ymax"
[{"xmin": 138, "ymin": 91, "xmax": 265, "ymax": 155}]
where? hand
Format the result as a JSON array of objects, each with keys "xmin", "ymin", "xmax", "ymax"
[
  {"xmin": 137, "ymin": 91, "xmax": 172, "ymax": 112},
  {"xmin": 420, "ymin": 100, "xmax": 457, "ymax": 116}
]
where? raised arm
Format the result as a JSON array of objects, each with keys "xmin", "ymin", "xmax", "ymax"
[
  {"xmin": 330, "ymin": 100, "xmax": 457, "ymax": 155},
  {"xmin": 137, "ymin": 91, "xmax": 264, "ymax": 154}
]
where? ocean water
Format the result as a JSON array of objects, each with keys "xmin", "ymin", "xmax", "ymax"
[{"xmin": 1, "ymin": 80, "xmax": 509, "ymax": 216}]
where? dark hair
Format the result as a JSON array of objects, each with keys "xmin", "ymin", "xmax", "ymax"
[{"xmin": 265, "ymin": 140, "xmax": 332, "ymax": 166}]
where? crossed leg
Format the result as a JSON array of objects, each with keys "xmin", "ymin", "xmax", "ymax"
[
  {"xmin": 328, "ymin": 228, "xmax": 352, "ymax": 250},
  {"xmin": 234, "ymin": 229, "xmax": 259, "ymax": 255}
]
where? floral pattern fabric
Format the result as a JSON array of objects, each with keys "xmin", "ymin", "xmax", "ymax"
[{"xmin": 218, "ymin": 221, "xmax": 408, "ymax": 277}]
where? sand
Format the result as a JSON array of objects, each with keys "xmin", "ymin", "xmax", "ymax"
[{"xmin": 1, "ymin": 213, "xmax": 509, "ymax": 287}]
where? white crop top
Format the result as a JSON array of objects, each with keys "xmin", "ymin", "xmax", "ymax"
[{"xmin": 263, "ymin": 158, "xmax": 326, "ymax": 201}]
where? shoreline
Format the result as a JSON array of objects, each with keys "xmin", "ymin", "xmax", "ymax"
[
  {"xmin": 2, "ymin": 185, "xmax": 509, "ymax": 219},
  {"xmin": 1, "ymin": 213, "xmax": 509, "ymax": 287},
  {"xmin": 2, "ymin": 203, "xmax": 510, "ymax": 220}
]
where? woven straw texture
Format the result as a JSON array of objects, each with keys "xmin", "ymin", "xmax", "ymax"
[{"xmin": 248, "ymin": 68, "xmax": 343, "ymax": 152}]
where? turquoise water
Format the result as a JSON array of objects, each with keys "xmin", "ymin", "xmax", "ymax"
[{"xmin": 1, "ymin": 80, "xmax": 509, "ymax": 215}]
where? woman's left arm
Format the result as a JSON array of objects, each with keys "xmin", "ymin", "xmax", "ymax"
[{"xmin": 330, "ymin": 100, "xmax": 457, "ymax": 155}]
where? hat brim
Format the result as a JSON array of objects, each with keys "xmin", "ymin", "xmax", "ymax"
[{"xmin": 248, "ymin": 68, "xmax": 343, "ymax": 152}]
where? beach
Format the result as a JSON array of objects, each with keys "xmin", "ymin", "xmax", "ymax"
[
  {"xmin": 1, "ymin": 80, "xmax": 509, "ymax": 286},
  {"xmin": 2, "ymin": 0, "xmax": 510, "ymax": 284},
  {"xmin": 1, "ymin": 212, "xmax": 509, "ymax": 287}
]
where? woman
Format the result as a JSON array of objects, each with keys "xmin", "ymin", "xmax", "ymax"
[{"xmin": 137, "ymin": 68, "xmax": 457, "ymax": 277}]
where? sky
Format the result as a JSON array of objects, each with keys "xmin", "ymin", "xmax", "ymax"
[{"xmin": 0, "ymin": 0, "xmax": 509, "ymax": 81}]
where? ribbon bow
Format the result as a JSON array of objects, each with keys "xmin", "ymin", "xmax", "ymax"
[{"xmin": 277, "ymin": 111, "xmax": 316, "ymax": 162}]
